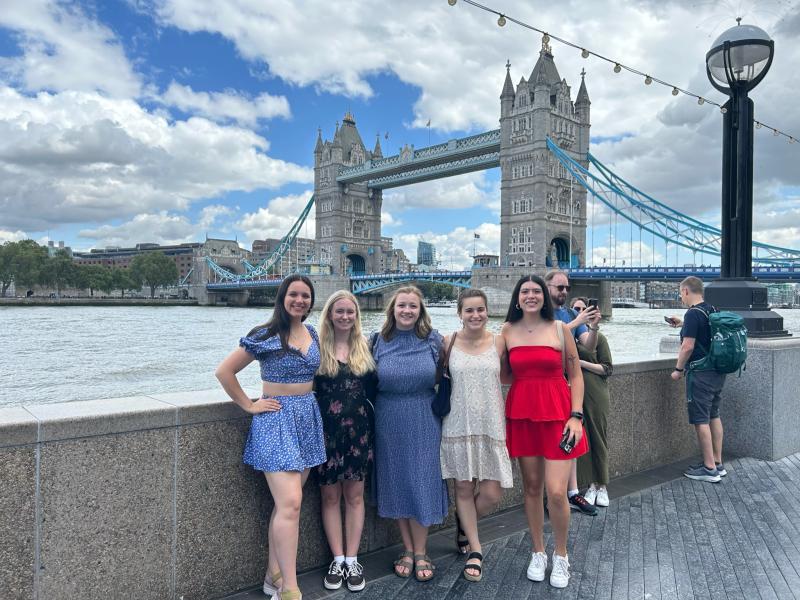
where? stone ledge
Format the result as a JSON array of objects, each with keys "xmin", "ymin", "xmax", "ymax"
[
  {"xmin": 0, "ymin": 406, "xmax": 38, "ymax": 447},
  {"xmin": 148, "ymin": 387, "xmax": 260, "ymax": 426}
]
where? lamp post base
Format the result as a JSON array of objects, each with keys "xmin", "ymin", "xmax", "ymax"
[{"xmin": 704, "ymin": 278, "xmax": 789, "ymax": 338}]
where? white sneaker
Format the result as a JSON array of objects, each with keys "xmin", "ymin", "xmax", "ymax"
[
  {"xmin": 526, "ymin": 551, "xmax": 547, "ymax": 581},
  {"xmin": 583, "ymin": 484, "xmax": 597, "ymax": 505},
  {"xmin": 596, "ymin": 487, "xmax": 610, "ymax": 507},
  {"xmin": 550, "ymin": 553, "xmax": 570, "ymax": 588}
]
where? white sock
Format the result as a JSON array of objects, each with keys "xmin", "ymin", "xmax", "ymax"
[
  {"xmin": 568, "ymin": 489, "xmax": 579, "ymax": 498},
  {"xmin": 345, "ymin": 556, "xmax": 357, "ymax": 566},
  {"xmin": 334, "ymin": 554, "xmax": 344, "ymax": 564}
]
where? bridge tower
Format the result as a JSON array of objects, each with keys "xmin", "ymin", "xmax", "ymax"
[
  {"xmin": 314, "ymin": 112, "xmax": 385, "ymax": 275},
  {"xmin": 499, "ymin": 36, "xmax": 590, "ymax": 269}
]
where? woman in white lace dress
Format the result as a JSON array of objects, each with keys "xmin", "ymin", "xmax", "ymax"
[{"xmin": 440, "ymin": 288, "xmax": 513, "ymax": 582}]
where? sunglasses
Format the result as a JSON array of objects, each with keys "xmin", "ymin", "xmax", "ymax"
[
  {"xmin": 573, "ymin": 305, "xmax": 585, "ymax": 311},
  {"xmin": 549, "ymin": 285, "xmax": 570, "ymax": 292}
]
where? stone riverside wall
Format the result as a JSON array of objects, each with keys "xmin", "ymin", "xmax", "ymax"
[{"xmin": 1, "ymin": 360, "xmax": 695, "ymax": 600}]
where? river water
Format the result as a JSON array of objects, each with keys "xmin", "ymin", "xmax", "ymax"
[{"xmin": 3, "ymin": 305, "xmax": 800, "ymax": 407}]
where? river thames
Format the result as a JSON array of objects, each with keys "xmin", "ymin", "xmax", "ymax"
[{"xmin": 3, "ymin": 305, "xmax": 799, "ymax": 407}]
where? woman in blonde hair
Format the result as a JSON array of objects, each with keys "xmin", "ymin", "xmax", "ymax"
[
  {"xmin": 314, "ymin": 290, "xmax": 377, "ymax": 593},
  {"xmin": 370, "ymin": 285, "xmax": 447, "ymax": 582}
]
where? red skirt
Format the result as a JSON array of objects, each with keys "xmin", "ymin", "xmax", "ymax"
[{"xmin": 506, "ymin": 418, "xmax": 588, "ymax": 461}]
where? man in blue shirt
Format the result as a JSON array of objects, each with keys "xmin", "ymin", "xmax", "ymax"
[
  {"xmin": 667, "ymin": 276, "xmax": 726, "ymax": 483},
  {"xmin": 545, "ymin": 270, "xmax": 601, "ymax": 515}
]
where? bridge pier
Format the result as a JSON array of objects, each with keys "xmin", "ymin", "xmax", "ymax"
[
  {"xmin": 357, "ymin": 293, "xmax": 384, "ymax": 312},
  {"xmin": 308, "ymin": 275, "xmax": 351, "ymax": 310}
]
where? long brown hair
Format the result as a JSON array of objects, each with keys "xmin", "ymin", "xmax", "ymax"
[
  {"xmin": 247, "ymin": 274, "xmax": 315, "ymax": 353},
  {"xmin": 318, "ymin": 290, "xmax": 375, "ymax": 377},
  {"xmin": 380, "ymin": 285, "xmax": 432, "ymax": 340}
]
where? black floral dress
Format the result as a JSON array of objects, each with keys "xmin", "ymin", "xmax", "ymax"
[{"xmin": 314, "ymin": 362, "xmax": 377, "ymax": 485}]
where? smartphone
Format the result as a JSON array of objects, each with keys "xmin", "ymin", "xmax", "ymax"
[
  {"xmin": 588, "ymin": 298, "xmax": 598, "ymax": 309},
  {"xmin": 664, "ymin": 316, "xmax": 675, "ymax": 325},
  {"xmin": 559, "ymin": 430, "xmax": 575, "ymax": 454}
]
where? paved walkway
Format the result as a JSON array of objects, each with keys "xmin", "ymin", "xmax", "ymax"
[{"xmin": 226, "ymin": 454, "xmax": 800, "ymax": 600}]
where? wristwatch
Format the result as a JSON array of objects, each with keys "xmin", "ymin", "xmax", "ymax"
[
  {"xmin": 570, "ymin": 411, "xmax": 584, "ymax": 422},
  {"xmin": 674, "ymin": 367, "xmax": 685, "ymax": 372}
]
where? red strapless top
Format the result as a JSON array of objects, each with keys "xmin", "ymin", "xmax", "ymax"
[{"xmin": 505, "ymin": 346, "xmax": 571, "ymax": 422}]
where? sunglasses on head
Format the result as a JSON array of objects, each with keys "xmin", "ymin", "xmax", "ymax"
[{"xmin": 550, "ymin": 285, "xmax": 570, "ymax": 292}]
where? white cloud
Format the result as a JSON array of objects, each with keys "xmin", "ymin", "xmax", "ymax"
[
  {"xmin": 161, "ymin": 82, "xmax": 291, "ymax": 126},
  {"xmin": 383, "ymin": 171, "xmax": 498, "ymax": 212},
  {"xmin": 381, "ymin": 211, "xmax": 402, "ymax": 228},
  {"xmin": 78, "ymin": 212, "xmax": 196, "ymax": 247},
  {"xmin": 0, "ymin": 229, "xmax": 28, "ymax": 244},
  {"xmin": 393, "ymin": 222, "xmax": 501, "ymax": 270},
  {"xmin": 237, "ymin": 191, "xmax": 316, "ymax": 246},
  {"xmin": 0, "ymin": 87, "xmax": 312, "ymax": 231},
  {"xmin": 0, "ymin": 0, "xmax": 141, "ymax": 97},
  {"xmin": 198, "ymin": 204, "xmax": 235, "ymax": 230}
]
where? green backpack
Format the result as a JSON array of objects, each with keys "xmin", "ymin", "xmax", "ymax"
[{"xmin": 688, "ymin": 306, "xmax": 748, "ymax": 375}]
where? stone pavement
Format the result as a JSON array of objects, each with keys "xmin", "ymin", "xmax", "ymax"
[{"xmin": 225, "ymin": 454, "xmax": 800, "ymax": 600}]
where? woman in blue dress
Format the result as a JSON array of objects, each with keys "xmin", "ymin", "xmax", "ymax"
[
  {"xmin": 370, "ymin": 285, "xmax": 448, "ymax": 582},
  {"xmin": 215, "ymin": 274, "xmax": 325, "ymax": 600}
]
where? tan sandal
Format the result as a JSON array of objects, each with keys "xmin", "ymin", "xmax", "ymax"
[
  {"xmin": 263, "ymin": 569, "xmax": 282, "ymax": 597},
  {"xmin": 277, "ymin": 588, "xmax": 301, "ymax": 600},
  {"xmin": 414, "ymin": 554, "xmax": 435, "ymax": 582},
  {"xmin": 393, "ymin": 550, "xmax": 414, "ymax": 577}
]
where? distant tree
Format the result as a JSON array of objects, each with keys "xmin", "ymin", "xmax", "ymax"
[
  {"xmin": 111, "ymin": 268, "xmax": 137, "ymax": 297},
  {"xmin": 416, "ymin": 281, "xmax": 458, "ymax": 301},
  {"xmin": 1, "ymin": 240, "xmax": 48, "ymax": 294},
  {"xmin": 76, "ymin": 265, "xmax": 113, "ymax": 297},
  {"xmin": 39, "ymin": 249, "xmax": 77, "ymax": 295},
  {"xmin": 130, "ymin": 252, "xmax": 178, "ymax": 298}
]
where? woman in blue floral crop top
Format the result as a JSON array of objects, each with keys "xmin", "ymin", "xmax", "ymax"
[{"xmin": 216, "ymin": 274, "xmax": 325, "ymax": 600}]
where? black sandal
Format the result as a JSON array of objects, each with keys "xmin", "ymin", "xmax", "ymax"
[
  {"xmin": 463, "ymin": 551, "xmax": 483, "ymax": 582},
  {"xmin": 454, "ymin": 513, "xmax": 469, "ymax": 555}
]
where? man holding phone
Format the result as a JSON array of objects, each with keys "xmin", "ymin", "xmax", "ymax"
[{"xmin": 544, "ymin": 270, "xmax": 602, "ymax": 515}]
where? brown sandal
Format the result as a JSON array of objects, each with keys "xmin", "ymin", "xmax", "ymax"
[
  {"xmin": 393, "ymin": 550, "xmax": 414, "ymax": 578},
  {"xmin": 414, "ymin": 554, "xmax": 435, "ymax": 582}
]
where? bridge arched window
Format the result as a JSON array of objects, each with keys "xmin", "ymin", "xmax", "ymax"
[{"xmin": 353, "ymin": 220, "xmax": 365, "ymax": 238}]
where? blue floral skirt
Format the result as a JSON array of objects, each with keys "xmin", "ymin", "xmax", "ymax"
[{"xmin": 243, "ymin": 392, "xmax": 326, "ymax": 472}]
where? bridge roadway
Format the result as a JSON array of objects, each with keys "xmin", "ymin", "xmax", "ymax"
[
  {"xmin": 205, "ymin": 265, "xmax": 800, "ymax": 292},
  {"xmin": 224, "ymin": 453, "xmax": 800, "ymax": 600}
]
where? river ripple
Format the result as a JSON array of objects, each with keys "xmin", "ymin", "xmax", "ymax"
[{"xmin": 3, "ymin": 305, "xmax": 799, "ymax": 406}]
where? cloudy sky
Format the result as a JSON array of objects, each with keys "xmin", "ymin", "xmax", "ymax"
[{"xmin": 1, "ymin": 0, "xmax": 798, "ymax": 269}]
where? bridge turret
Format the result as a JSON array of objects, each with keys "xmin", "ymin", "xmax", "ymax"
[
  {"xmin": 575, "ymin": 70, "xmax": 591, "ymax": 164},
  {"xmin": 372, "ymin": 133, "xmax": 383, "ymax": 159}
]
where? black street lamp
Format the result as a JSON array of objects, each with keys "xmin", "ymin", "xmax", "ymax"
[{"xmin": 703, "ymin": 20, "xmax": 788, "ymax": 337}]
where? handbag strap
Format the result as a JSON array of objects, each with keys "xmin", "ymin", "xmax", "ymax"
[
  {"xmin": 442, "ymin": 332, "xmax": 457, "ymax": 376},
  {"xmin": 555, "ymin": 320, "xmax": 566, "ymax": 375}
]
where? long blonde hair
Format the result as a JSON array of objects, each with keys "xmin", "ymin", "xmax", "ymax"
[
  {"xmin": 380, "ymin": 285, "xmax": 432, "ymax": 341},
  {"xmin": 318, "ymin": 290, "xmax": 375, "ymax": 377}
]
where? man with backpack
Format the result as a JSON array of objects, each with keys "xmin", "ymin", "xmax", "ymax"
[{"xmin": 667, "ymin": 276, "xmax": 730, "ymax": 483}]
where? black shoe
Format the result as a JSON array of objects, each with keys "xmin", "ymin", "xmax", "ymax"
[
  {"xmin": 568, "ymin": 493, "xmax": 598, "ymax": 515},
  {"xmin": 346, "ymin": 561, "xmax": 366, "ymax": 592},
  {"xmin": 323, "ymin": 560, "xmax": 345, "ymax": 590}
]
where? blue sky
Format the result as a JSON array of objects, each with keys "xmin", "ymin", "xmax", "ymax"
[{"xmin": 1, "ymin": 0, "xmax": 798, "ymax": 269}]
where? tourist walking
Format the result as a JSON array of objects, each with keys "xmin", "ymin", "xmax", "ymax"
[
  {"xmin": 667, "ymin": 276, "xmax": 727, "ymax": 483},
  {"xmin": 571, "ymin": 297, "xmax": 613, "ymax": 507},
  {"xmin": 314, "ymin": 290, "xmax": 377, "ymax": 593},
  {"xmin": 215, "ymin": 274, "xmax": 325, "ymax": 600},
  {"xmin": 502, "ymin": 274, "xmax": 587, "ymax": 589},
  {"xmin": 440, "ymin": 288, "xmax": 513, "ymax": 582},
  {"xmin": 544, "ymin": 269, "xmax": 600, "ymax": 516},
  {"xmin": 370, "ymin": 285, "xmax": 448, "ymax": 582}
]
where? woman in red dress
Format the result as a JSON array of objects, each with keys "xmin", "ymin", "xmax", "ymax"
[{"xmin": 500, "ymin": 274, "xmax": 587, "ymax": 590}]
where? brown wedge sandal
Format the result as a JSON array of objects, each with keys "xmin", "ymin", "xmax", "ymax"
[
  {"xmin": 414, "ymin": 554, "xmax": 435, "ymax": 582},
  {"xmin": 393, "ymin": 550, "xmax": 414, "ymax": 578}
]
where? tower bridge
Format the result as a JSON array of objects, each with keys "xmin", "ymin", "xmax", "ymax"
[{"xmin": 200, "ymin": 35, "xmax": 800, "ymax": 311}]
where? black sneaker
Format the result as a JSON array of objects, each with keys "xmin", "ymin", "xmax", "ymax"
[
  {"xmin": 346, "ymin": 561, "xmax": 366, "ymax": 592},
  {"xmin": 323, "ymin": 560, "xmax": 345, "ymax": 590},
  {"xmin": 568, "ymin": 493, "xmax": 598, "ymax": 515},
  {"xmin": 684, "ymin": 465, "xmax": 721, "ymax": 483}
]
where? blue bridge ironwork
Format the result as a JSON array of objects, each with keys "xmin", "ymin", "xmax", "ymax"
[{"xmin": 350, "ymin": 271, "xmax": 473, "ymax": 294}]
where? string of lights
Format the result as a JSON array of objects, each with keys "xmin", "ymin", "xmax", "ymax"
[{"xmin": 447, "ymin": 0, "xmax": 797, "ymax": 145}]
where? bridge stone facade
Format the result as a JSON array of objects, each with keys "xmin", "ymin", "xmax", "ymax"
[
  {"xmin": 314, "ymin": 113, "xmax": 386, "ymax": 275},
  {"xmin": 500, "ymin": 37, "xmax": 590, "ymax": 270}
]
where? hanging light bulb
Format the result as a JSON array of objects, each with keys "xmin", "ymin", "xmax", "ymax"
[
  {"xmin": 773, "ymin": 129, "xmax": 779, "ymax": 136},
  {"xmin": 790, "ymin": 137, "xmax": 796, "ymax": 144},
  {"xmin": 613, "ymin": 63, "xmax": 621, "ymax": 73},
  {"xmin": 697, "ymin": 97, "xmax": 705, "ymax": 105},
  {"xmin": 543, "ymin": 33, "xmax": 550, "ymax": 45},
  {"xmin": 720, "ymin": 106, "xmax": 727, "ymax": 114},
  {"xmin": 497, "ymin": 14, "xmax": 506, "ymax": 26},
  {"xmin": 644, "ymin": 75, "xmax": 652, "ymax": 85},
  {"xmin": 581, "ymin": 48, "xmax": 590, "ymax": 58},
  {"xmin": 672, "ymin": 87, "xmax": 679, "ymax": 96},
  {"xmin": 755, "ymin": 121, "xmax": 762, "ymax": 129},
  {"xmin": 448, "ymin": 0, "xmax": 457, "ymax": 5}
]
